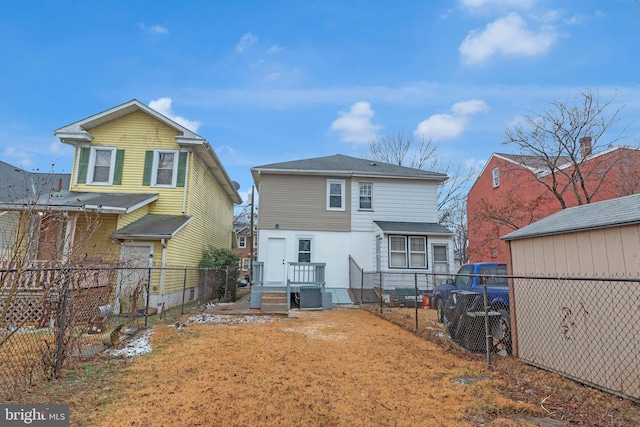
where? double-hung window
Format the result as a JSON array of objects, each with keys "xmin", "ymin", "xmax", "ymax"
[
  {"xmin": 359, "ymin": 182, "xmax": 373, "ymax": 210},
  {"xmin": 297, "ymin": 238, "xmax": 311, "ymax": 263},
  {"xmin": 389, "ymin": 235, "xmax": 427, "ymax": 269},
  {"xmin": 326, "ymin": 179, "xmax": 345, "ymax": 210},
  {"xmin": 88, "ymin": 147, "xmax": 117, "ymax": 185},
  {"xmin": 492, "ymin": 167, "xmax": 500, "ymax": 188},
  {"xmin": 239, "ymin": 236, "xmax": 246, "ymax": 248},
  {"xmin": 408, "ymin": 237, "xmax": 426, "ymax": 268},
  {"xmin": 389, "ymin": 236, "xmax": 407, "ymax": 268},
  {"xmin": 152, "ymin": 149, "xmax": 179, "ymax": 187}
]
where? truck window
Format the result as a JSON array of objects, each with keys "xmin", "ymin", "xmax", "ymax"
[
  {"xmin": 455, "ymin": 266, "xmax": 472, "ymax": 287},
  {"xmin": 478, "ymin": 265, "xmax": 508, "ymax": 286}
]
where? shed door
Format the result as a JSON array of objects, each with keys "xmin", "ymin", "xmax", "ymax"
[{"xmin": 266, "ymin": 238, "xmax": 286, "ymax": 283}]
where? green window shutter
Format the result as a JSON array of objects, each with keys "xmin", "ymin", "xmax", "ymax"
[
  {"xmin": 177, "ymin": 152, "xmax": 187, "ymax": 187},
  {"xmin": 142, "ymin": 151, "xmax": 154, "ymax": 186},
  {"xmin": 113, "ymin": 149, "xmax": 125, "ymax": 185},
  {"xmin": 77, "ymin": 147, "xmax": 90, "ymax": 184}
]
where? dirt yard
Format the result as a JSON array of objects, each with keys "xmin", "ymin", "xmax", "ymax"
[{"xmin": 9, "ymin": 304, "xmax": 640, "ymax": 426}]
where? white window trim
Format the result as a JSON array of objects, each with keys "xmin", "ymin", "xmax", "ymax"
[
  {"xmin": 87, "ymin": 146, "xmax": 117, "ymax": 185},
  {"xmin": 389, "ymin": 235, "xmax": 428, "ymax": 269},
  {"xmin": 492, "ymin": 167, "xmax": 500, "ymax": 188},
  {"xmin": 151, "ymin": 149, "xmax": 179, "ymax": 188},
  {"xmin": 358, "ymin": 181, "xmax": 373, "ymax": 210},
  {"xmin": 242, "ymin": 258, "xmax": 250, "ymax": 270},
  {"xmin": 296, "ymin": 237, "xmax": 313, "ymax": 263},
  {"xmin": 408, "ymin": 236, "xmax": 427, "ymax": 268},
  {"xmin": 326, "ymin": 179, "xmax": 345, "ymax": 211},
  {"xmin": 389, "ymin": 236, "xmax": 407, "ymax": 268},
  {"xmin": 238, "ymin": 236, "xmax": 246, "ymax": 248}
]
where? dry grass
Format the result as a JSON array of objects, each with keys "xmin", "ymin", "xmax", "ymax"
[{"xmin": 6, "ymin": 304, "xmax": 640, "ymax": 426}]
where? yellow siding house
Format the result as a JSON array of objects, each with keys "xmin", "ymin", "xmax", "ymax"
[{"xmin": 1, "ymin": 99, "xmax": 241, "ymax": 311}]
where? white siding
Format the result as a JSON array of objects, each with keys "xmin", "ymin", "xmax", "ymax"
[
  {"xmin": 351, "ymin": 178, "xmax": 439, "ymax": 231},
  {"xmin": 258, "ymin": 229, "xmax": 353, "ymax": 288}
]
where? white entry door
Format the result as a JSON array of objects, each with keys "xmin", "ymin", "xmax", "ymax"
[
  {"xmin": 115, "ymin": 243, "xmax": 153, "ymax": 314},
  {"xmin": 266, "ymin": 238, "xmax": 286, "ymax": 283}
]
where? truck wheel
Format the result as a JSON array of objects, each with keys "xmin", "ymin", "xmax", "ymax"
[
  {"xmin": 436, "ymin": 298, "xmax": 446, "ymax": 323},
  {"xmin": 491, "ymin": 309, "xmax": 512, "ymax": 354}
]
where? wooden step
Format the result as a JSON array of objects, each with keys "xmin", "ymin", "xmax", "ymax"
[{"xmin": 260, "ymin": 292, "xmax": 288, "ymax": 314}]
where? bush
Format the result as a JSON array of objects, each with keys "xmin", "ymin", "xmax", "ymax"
[
  {"xmin": 199, "ymin": 247, "xmax": 240, "ymax": 302},
  {"xmin": 199, "ymin": 246, "xmax": 240, "ymax": 269}
]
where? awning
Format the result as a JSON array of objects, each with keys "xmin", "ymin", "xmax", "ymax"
[
  {"xmin": 0, "ymin": 191, "xmax": 158, "ymax": 214},
  {"xmin": 374, "ymin": 221, "xmax": 453, "ymax": 235}
]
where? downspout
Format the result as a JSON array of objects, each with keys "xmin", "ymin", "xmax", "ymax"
[
  {"xmin": 159, "ymin": 238, "xmax": 167, "ymax": 307},
  {"xmin": 182, "ymin": 151, "xmax": 191, "ymax": 214}
]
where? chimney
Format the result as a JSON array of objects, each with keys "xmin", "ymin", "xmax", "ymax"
[{"xmin": 580, "ymin": 136, "xmax": 592, "ymax": 158}]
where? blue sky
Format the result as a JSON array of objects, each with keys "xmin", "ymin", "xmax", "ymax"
[{"xmin": 1, "ymin": 0, "xmax": 639, "ymax": 205}]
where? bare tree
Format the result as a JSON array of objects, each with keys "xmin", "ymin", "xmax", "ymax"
[
  {"xmin": 361, "ymin": 130, "xmax": 475, "ymax": 265},
  {"xmin": 363, "ymin": 130, "xmax": 436, "ymax": 169},
  {"xmin": 0, "ymin": 168, "xmax": 114, "ymax": 394},
  {"xmin": 503, "ymin": 87, "xmax": 633, "ymax": 208},
  {"xmin": 440, "ymin": 198, "xmax": 469, "ymax": 265},
  {"xmin": 361, "ymin": 130, "xmax": 475, "ymax": 216}
]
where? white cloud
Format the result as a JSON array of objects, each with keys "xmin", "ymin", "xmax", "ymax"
[
  {"xmin": 329, "ymin": 101, "xmax": 381, "ymax": 144},
  {"xmin": 148, "ymin": 97, "xmax": 201, "ymax": 132},
  {"xmin": 459, "ymin": 12, "xmax": 557, "ymax": 65},
  {"xmin": 459, "ymin": 0, "xmax": 534, "ymax": 9},
  {"xmin": 465, "ymin": 157, "xmax": 488, "ymax": 173},
  {"xmin": 3, "ymin": 146, "xmax": 33, "ymax": 168},
  {"xmin": 266, "ymin": 44, "xmax": 283, "ymax": 54},
  {"xmin": 216, "ymin": 145, "xmax": 237, "ymax": 156},
  {"xmin": 138, "ymin": 23, "xmax": 169, "ymax": 35},
  {"xmin": 415, "ymin": 99, "xmax": 488, "ymax": 141},
  {"xmin": 451, "ymin": 99, "xmax": 489, "ymax": 116},
  {"xmin": 415, "ymin": 114, "xmax": 466, "ymax": 140},
  {"xmin": 236, "ymin": 32, "xmax": 258, "ymax": 53}
]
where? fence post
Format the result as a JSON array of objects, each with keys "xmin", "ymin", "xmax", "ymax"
[
  {"xmin": 145, "ymin": 267, "xmax": 152, "ymax": 329},
  {"xmin": 414, "ymin": 273, "xmax": 419, "ymax": 334},
  {"xmin": 224, "ymin": 266, "xmax": 229, "ymax": 301},
  {"xmin": 181, "ymin": 267, "xmax": 188, "ymax": 314},
  {"xmin": 54, "ymin": 278, "xmax": 69, "ymax": 379},
  {"xmin": 482, "ymin": 282, "xmax": 492, "ymax": 370},
  {"xmin": 360, "ymin": 269, "xmax": 364, "ymax": 307},
  {"xmin": 379, "ymin": 271, "xmax": 383, "ymax": 314}
]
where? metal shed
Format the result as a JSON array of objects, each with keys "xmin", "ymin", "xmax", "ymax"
[{"xmin": 502, "ymin": 193, "xmax": 640, "ymax": 401}]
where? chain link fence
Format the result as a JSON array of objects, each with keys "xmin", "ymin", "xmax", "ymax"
[
  {"xmin": 350, "ymin": 260, "xmax": 640, "ymax": 403},
  {"xmin": 0, "ymin": 263, "xmax": 237, "ymax": 401},
  {"xmin": 511, "ymin": 274, "xmax": 640, "ymax": 403}
]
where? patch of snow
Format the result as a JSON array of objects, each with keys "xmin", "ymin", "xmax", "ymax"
[
  {"xmin": 107, "ymin": 330, "xmax": 154, "ymax": 358},
  {"xmin": 186, "ymin": 313, "xmax": 279, "ymax": 325}
]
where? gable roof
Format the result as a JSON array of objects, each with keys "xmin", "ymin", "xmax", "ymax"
[
  {"xmin": 502, "ymin": 193, "xmax": 640, "ymax": 241},
  {"xmin": 469, "ymin": 146, "xmax": 639, "ymax": 195},
  {"xmin": 53, "ymin": 99, "xmax": 242, "ymax": 205},
  {"xmin": 0, "ymin": 161, "xmax": 70, "ymax": 203},
  {"xmin": 251, "ymin": 154, "xmax": 447, "ymax": 186},
  {"xmin": 53, "ymin": 99, "xmax": 205, "ymax": 146}
]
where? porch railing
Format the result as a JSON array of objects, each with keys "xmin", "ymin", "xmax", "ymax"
[
  {"xmin": 252, "ymin": 262, "xmax": 264, "ymax": 286},
  {"xmin": 287, "ymin": 262, "xmax": 326, "ymax": 286},
  {"xmin": 250, "ymin": 262, "xmax": 326, "ymax": 288}
]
